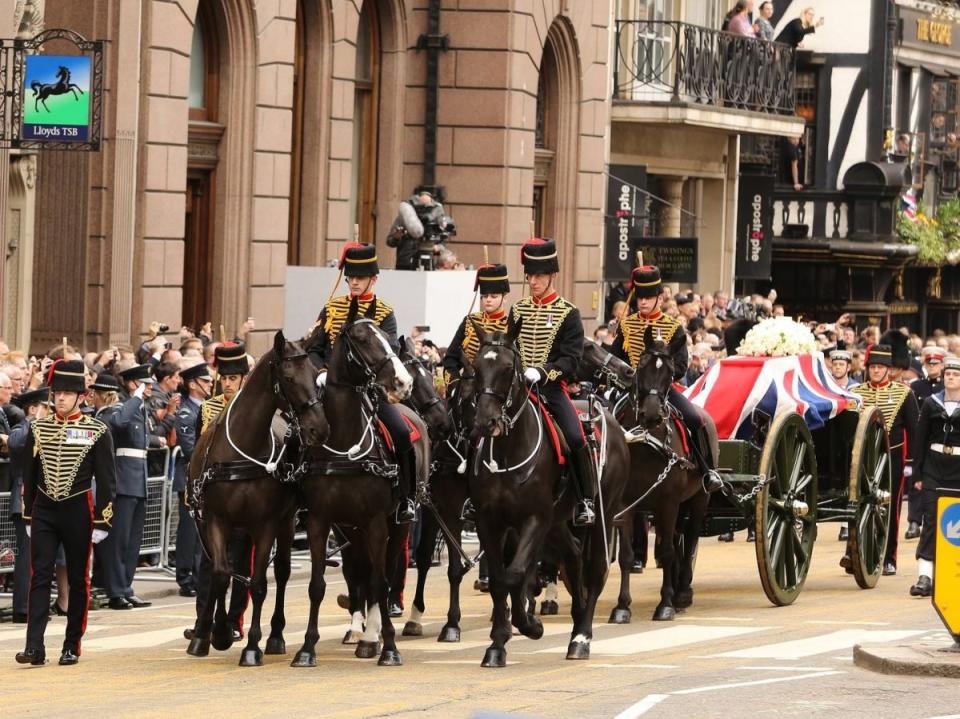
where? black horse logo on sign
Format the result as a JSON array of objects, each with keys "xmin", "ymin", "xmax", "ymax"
[{"xmin": 30, "ymin": 65, "xmax": 84, "ymax": 113}]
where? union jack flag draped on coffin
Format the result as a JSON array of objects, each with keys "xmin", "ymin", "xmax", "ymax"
[{"xmin": 683, "ymin": 354, "xmax": 860, "ymax": 441}]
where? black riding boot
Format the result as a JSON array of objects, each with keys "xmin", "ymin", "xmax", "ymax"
[
  {"xmin": 693, "ymin": 426, "xmax": 723, "ymax": 493},
  {"xmin": 570, "ymin": 445, "xmax": 597, "ymax": 526},
  {"xmin": 395, "ymin": 447, "xmax": 418, "ymax": 524}
]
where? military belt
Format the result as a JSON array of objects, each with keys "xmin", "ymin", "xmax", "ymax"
[{"xmin": 116, "ymin": 448, "xmax": 148, "ymax": 459}]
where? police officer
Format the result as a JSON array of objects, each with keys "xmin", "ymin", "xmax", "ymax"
[
  {"xmin": 829, "ymin": 349, "xmax": 857, "ymax": 389},
  {"xmin": 443, "ymin": 264, "xmax": 511, "ymax": 521},
  {"xmin": 910, "ymin": 356, "xmax": 960, "ymax": 597},
  {"xmin": 850, "ymin": 344, "xmax": 920, "ymax": 576},
  {"xmin": 14, "ymin": 361, "xmax": 116, "ymax": 666},
  {"xmin": 610, "ymin": 265, "xmax": 723, "ymax": 493},
  {"xmin": 7, "ymin": 386, "xmax": 50, "ymax": 624},
  {"xmin": 307, "ymin": 242, "xmax": 417, "ymax": 523},
  {"xmin": 173, "ymin": 360, "xmax": 212, "ymax": 597},
  {"xmin": 94, "ymin": 365, "xmax": 154, "ymax": 610},
  {"xmin": 509, "ymin": 238, "xmax": 595, "ymax": 525}
]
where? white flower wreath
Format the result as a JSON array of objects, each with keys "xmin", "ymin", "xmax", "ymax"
[{"xmin": 736, "ymin": 317, "xmax": 817, "ymax": 357}]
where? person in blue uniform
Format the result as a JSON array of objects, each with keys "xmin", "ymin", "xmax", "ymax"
[{"xmin": 14, "ymin": 361, "xmax": 116, "ymax": 666}]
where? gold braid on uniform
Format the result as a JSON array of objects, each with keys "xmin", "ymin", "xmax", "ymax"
[
  {"xmin": 200, "ymin": 394, "xmax": 227, "ymax": 434},
  {"xmin": 461, "ymin": 312, "xmax": 509, "ymax": 364},
  {"xmin": 510, "ymin": 296, "xmax": 574, "ymax": 380},
  {"xmin": 31, "ymin": 415, "xmax": 108, "ymax": 501},
  {"xmin": 851, "ymin": 382, "xmax": 910, "ymax": 435},
  {"xmin": 619, "ymin": 312, "xmax": 682, "ymax": 369},
  {"xmin": 323, "ymin": 295, "xmax": 394, "ymax": 344}
]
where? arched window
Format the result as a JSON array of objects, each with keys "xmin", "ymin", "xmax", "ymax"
[
  {"xmin": 351, "ymin": 0, "xmax": 381, "ymax": 243},
  {"xmin": 188, "ymin": 2, "xmax": 218, "ymax": 122},
  {"xmin": 533, "ymin": 40, "xmax": 559, "ymax": 238}
]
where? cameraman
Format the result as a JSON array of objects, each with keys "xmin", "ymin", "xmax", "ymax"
[{"xmin": 386, "ymin": 188, "xmax": 456, "ymax": 270}]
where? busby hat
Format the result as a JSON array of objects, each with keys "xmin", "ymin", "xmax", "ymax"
[
  {"xmin": 119, "ymin": 364, "xmax": 155, "ymax": 384},
  {"xmin": 214, "ymin": 342, "xmax": 249, "ymax": 376},
  {"xmin": 90, "ymin": 372, "xmax": 121, "ymax": 392},
  {"xmin": 864, "ymin": 344, "xmax": 892, "ymax": 367},
  {"xmin": 13, "ymin": 386, "xmax": 49, "ymax": 409},
  {"xmin": 631, "ymin": 266, "xmax": 662, "ymax": 298},
  {"xmin": 338, "ymin": 242, "xmax": 380, "ymax": 277},
  {"xmin": 49, "ymin": 360, "xmax": 87, "ymax": 393},
  {"xmin": 475, "ymin": 264, "xmax": 510, "ymax": 295},
  {"xmin": 520, "ymin": 238, "xmax": 560, "ymax": 275},
  {"xmin": 921, "ymin": 346, "xmax": 946, "ymax": 363},
  {"xmin": 943, "ymin": 356, "xmax": 960, "ymax": 373},
  {"xmin": 829, "ymin": 349, "xmax": 852, "ymax": 363},
  {"xmin": 181, "ymin": 361, "xmax": 213, "ymax": 383},
  {"xmin": 879, "ymin": 329, "xmax": 910, "ymax": 370}
]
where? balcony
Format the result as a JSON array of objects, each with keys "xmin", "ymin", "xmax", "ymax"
[{"xmin": 612, "ymin": 20, "xmax": 805, "ymax": 137}]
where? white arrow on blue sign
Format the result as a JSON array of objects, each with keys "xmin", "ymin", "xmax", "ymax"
[{"xmin": 941, "ymin": 504, "xmax": 960, "ymax": 547}]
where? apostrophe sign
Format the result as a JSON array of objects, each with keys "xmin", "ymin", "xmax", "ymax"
[
  {"xmin": 22, "ymin": 54, "xmax": 92, "ymax": 142},
  {"xmin": 934, "ymin": 492, "xmax": 960, "ymax": 639}
]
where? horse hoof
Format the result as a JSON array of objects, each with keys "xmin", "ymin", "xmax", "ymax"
[
  {"xmin": 355, "ymin": 640, "xmax": 381, "ymax": 659},
  {"xmin": 402, "ymin": 621, "xmax": 422, "ymax": 637},
  {"xmin": 540, "ymin": 600, "xmax": 559, "ymax": 616},
  {"xmin": 437, "ymin": 625, "xmax": 461, "ymax": 643},
  {"xmin": 342, "ymin": 630, "xmax": 362, "ymax": 645},
  {"xmin": 264, "ymin": 636, "xmax": 286, "ymax": 655},
  {"xmin": 566, "ymin": 641, "xmax": 590, "ymax": 660},
  {"xmin": 336, "ymin": 593, "xmax": 350, "ymax": 610},
  {"xmin": 652, "ymin": 605, "xmax": 676, "ymax": 622},
  {"xmin": 675, "ymin": 591, "xmax": 693, "ymax": 609},
  {"xmin": 474, "ymin": 578, "xmax": 490, "ymax": 593},
  {"xmin": 377, "ymin": 649, "xmax": 403, "ymax": 667},
  {"xmin": 608, "ymin": 607, "xmax": 631, "ymax": 624},
  {"xmin": 239, "ymin": 648, "xmax": 263, "ymax": 667},
  {"xmin": 481, "ymin": 648, "xmax": 507, "ymax": 668},
  {"xmin": 186, "ymin": 636, "xmax": 210, "ymax": 657},
  {"xmin": 290, "ymin": 650, "xmax": 316, "ymax": 668},
  {"xmin": 522, "ymin": 615, "xmax": 544, "ymax": 640}
]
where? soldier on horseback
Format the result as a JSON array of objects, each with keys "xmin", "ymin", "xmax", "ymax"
[
  {"xmin": 443, "ymin": 264, "xmax": 511, "ymax": 522},
  {"xmin": 509, "ymin": 238, "xmax": 596, "ymax": 526},
  {"xmin": 200, "ymin": 342, "xmax": 249, "ymax": 433},
  {"xmin": 610, "ymin": 265, "xmax": 723, "ymax": 492},
  {"xmin": 307, "ymin": 243, "xmax": 417, "ymax": 523}
]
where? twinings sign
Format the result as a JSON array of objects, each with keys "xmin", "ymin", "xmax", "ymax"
[
  {"xmin": 901, "ymin": 8, "xmax": 960, "ymax": 57},
  {"xmin": 917, "ymin": 18, "xmax": 953, "ymax": 46}
]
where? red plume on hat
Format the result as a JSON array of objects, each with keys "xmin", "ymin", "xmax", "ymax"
[
  {"xmin": 520, "ymin": 238, "xmax": 547, "ymax": 261},
  {"xmin": 46, "ymin": 359, "xmax": 62, "ymax": 387},
  {"xmin": 338, "ymin": 242, "xmax": 365, "ymax": 270}
]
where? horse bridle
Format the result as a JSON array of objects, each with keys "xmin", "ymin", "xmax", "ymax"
[
  {"xmin": 592, "ymin": 349, "xmax": 631, "ymax": 391},
  {"xmin": 269, "ymin": 348, "xmax": 321, "ymax": 443},
  {"xmin": 636, "ymin": 348, "xmax": 675, "ymax": 423},
  {"xmin": 402, "ymin": 354, "xmax": 444, "ymax": 415},
  {"xmin": 475, "ymin": 338, "xmax": 527, "ymax": 435},
  {"xmin": 338, "ymin": 319, "xmax": 399, "ymax": 393}
]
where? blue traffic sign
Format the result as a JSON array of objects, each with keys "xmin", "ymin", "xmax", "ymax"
[{"xmin": 941, "ymin": 502, "xmax": 960, "ymax": 548}]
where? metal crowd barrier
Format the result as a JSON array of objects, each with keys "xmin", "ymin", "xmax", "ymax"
[
  {"xmin": 0, "ymin": 492, "xmax": 14, "ymax": 579},
  {"xmin": 134, "ymin": 447, "xmax": 180, "ymax": 582}
]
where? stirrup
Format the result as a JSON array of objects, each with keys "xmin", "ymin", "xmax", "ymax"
[
  {"xmin": 573, "ymin": 499, "xmax": 596, "ymax": 527},
  {"xmin": 395, "ymin": 499, "xmax": 417, "ymax": 524},
  {"xmin": 460, "ymin": 498, "xmax": 476, "ymax": 522},
  {"xmin": 703, "ymin": 469, "xmax": 724, "ymax": 494}
]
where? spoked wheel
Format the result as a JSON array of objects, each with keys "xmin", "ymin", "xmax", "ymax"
[
  {"xmin": 755, "ymin": 411, "xmax": 818, "ymax": 606},
  {"xmin": 847, "ymin": 407, "xmax": 892, "ymax": 589}
]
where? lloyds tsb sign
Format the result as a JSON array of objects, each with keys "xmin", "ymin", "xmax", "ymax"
[{"xmin": 0, "ymin": 28, "xmax": 104, "ymax": 151}]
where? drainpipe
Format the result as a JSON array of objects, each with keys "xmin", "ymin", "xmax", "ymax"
[{"xmin": 417, "ymin": 0, "xmax": 449, "ymax": 201}]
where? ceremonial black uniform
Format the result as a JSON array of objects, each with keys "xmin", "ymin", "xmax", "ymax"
[
  {"xmin": 851, "ymin": 345, "xmax": 920, "ymax": 573},
  {"xmin": 907, "ymin": 351, "xmax": 945, "ymax": 534},
  {"xmin": 16, "ymin": 362, "xmax": 116, "ymax": 665},
  {"xmin": 913, "ymin": 390, "xmax": 960, "ymax": 586}
]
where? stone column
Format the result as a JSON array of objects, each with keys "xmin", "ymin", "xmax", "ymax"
[
  {"xmin": 4, "ymin": 153, "xmax": 37, "ymax": 350},
  {"xmin": 660, "ymin": 175, "xmax": 685, "ymax": 237}
]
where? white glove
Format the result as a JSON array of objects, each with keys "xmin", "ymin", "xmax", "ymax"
[
  {"xmin": 316, "ymin": 371, "xmax": 327, "ymax": 389},
  {"xmin": 133, "ymin": 382, "xmax": 146, "ymax": 399},
  {"xmin": 25, "ymin": 524, "xmax": 30, "ymax": 538},
  {"xmin": 903, "ymin": 466, "xmax": 913, "ymax": 478},
  {"xmin": 91, "ymin": 529, "xmax": 108, "ymax": 544},
  {"xmin": 524, "ymin": 368, "xmax": 544, "ymax": 385}
]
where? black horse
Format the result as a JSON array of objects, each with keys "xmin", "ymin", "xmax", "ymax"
[
  {"xmin": 469, "ymin": 321, "xmax": 630, "ymax": 665},
  {"xmin": 31, "ymin": 66, "xmax": 84, "ymax": 113},
  {"xmin": 611, "ymin": 326, "xmax": 715, "ymax": 623},
  {"xmin": 293, "ymin": 299, "xmax": 428, "ymax": 667},
  {"xmin": 186, "ymin": 332, "xmax": 328, "ymax": 665}
]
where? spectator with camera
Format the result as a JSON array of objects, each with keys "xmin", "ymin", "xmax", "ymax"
[{"xmin": 386, "ymin": 187, "xmax": 457, "ymax": 270}]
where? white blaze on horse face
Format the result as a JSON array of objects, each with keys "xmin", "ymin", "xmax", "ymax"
[
  {"xmin": 483, "ymin": 350, "xmax": 498, "ymax": 360},
  {"xmin": 364, "ymin": 602, "xmax": 382, "ymax": 642},
  {"xmin": 655, "ymin": 358, "xmax": 663, "ymax": 370},
  {"xmin": 374, "ymin": 330, "xmax": 412, "ymax": 397}
]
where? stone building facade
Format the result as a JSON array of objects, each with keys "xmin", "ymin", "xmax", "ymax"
[{"xmin": 2, "ymin": 0, "xmax": 613, "ymax": 355}]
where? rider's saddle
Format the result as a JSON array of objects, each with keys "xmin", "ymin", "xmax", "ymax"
[{"xmin": 376, "ymin": 414, "xmax": 422, "ymax": 453}]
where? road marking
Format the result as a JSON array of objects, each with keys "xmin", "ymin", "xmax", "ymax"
[
  {"xmin": 84, "ymin": 627, "xmax": 189, "ymax": 650},
  {"xmin": 0, "ymin": 625, "xmax": 106, "ymax": 643},
  {"xmin": 805, "ymin": 620, "xmax": 890, "ymax": 626},
  {"xmin": 612, "ymin": 693, "xmax": 669, "ymax": 719},
  {"xmin": 537, "ymin": 624, "xmax": 769, "ymax": 655},
  {"xmin": 711, "ymin": 629, "xmax": 927, "ymax": 659},
  {"xmin": 671, "ymin": 670, "xmax": 843, "ymax": 695},
  {"xmin": 411, "ymin": 621, "xmax": 570, "ymax": 653},
  {"xmin": 590, "ymin": 663, "xmax": 679, "ymax": 669},
  {"xmin": 737, "ymin": 665, "xmax": 833, "ymax": 672}
]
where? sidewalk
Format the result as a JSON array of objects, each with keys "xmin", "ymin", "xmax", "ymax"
[{"xmin": 854, "ymin": 640, "xmax": 960, "ymax": 678}]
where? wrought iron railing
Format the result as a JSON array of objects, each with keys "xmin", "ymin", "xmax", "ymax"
[
  {"xmin": 772, "ymin": 189, "xmax": 849, "ymax": 240},
  {"xmin": 613, "ymin": 20, "xmax": 796, "ymax": 115}
]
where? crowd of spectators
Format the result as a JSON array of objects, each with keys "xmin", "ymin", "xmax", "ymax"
[{"xmin": 722, "ymin": 2, "xmax": 824, "ymax": 47}]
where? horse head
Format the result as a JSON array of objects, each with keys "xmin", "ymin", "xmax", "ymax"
[
  {"xmin": 400, "ymin": 335, "xmax": 452, "ymax": 440},
  {"xmin": 269, "ymin": 330, "xmax": 329, "ymax": 447},
  {"xmin": 57, "ymin": 66, "xmax": 70, "ymax": 82},
  {"xmin": 577, "ymin": 338, "xmax": 635, "ymax": 391},
  {"xmin": 470, "ymin": 316, "xmax": 523, "ymax": 438},
  {"xmin": 336, "ymin": 296, "xmax": 413, "ymax": 402},
  {"xmin": 634, "ymin": 324, "xmax": 675, "ymax": 429}
]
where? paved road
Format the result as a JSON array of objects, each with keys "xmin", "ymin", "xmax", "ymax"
[{"xmin": 3, "ymin": 530, "xmax": 958, "ymax": 719}]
